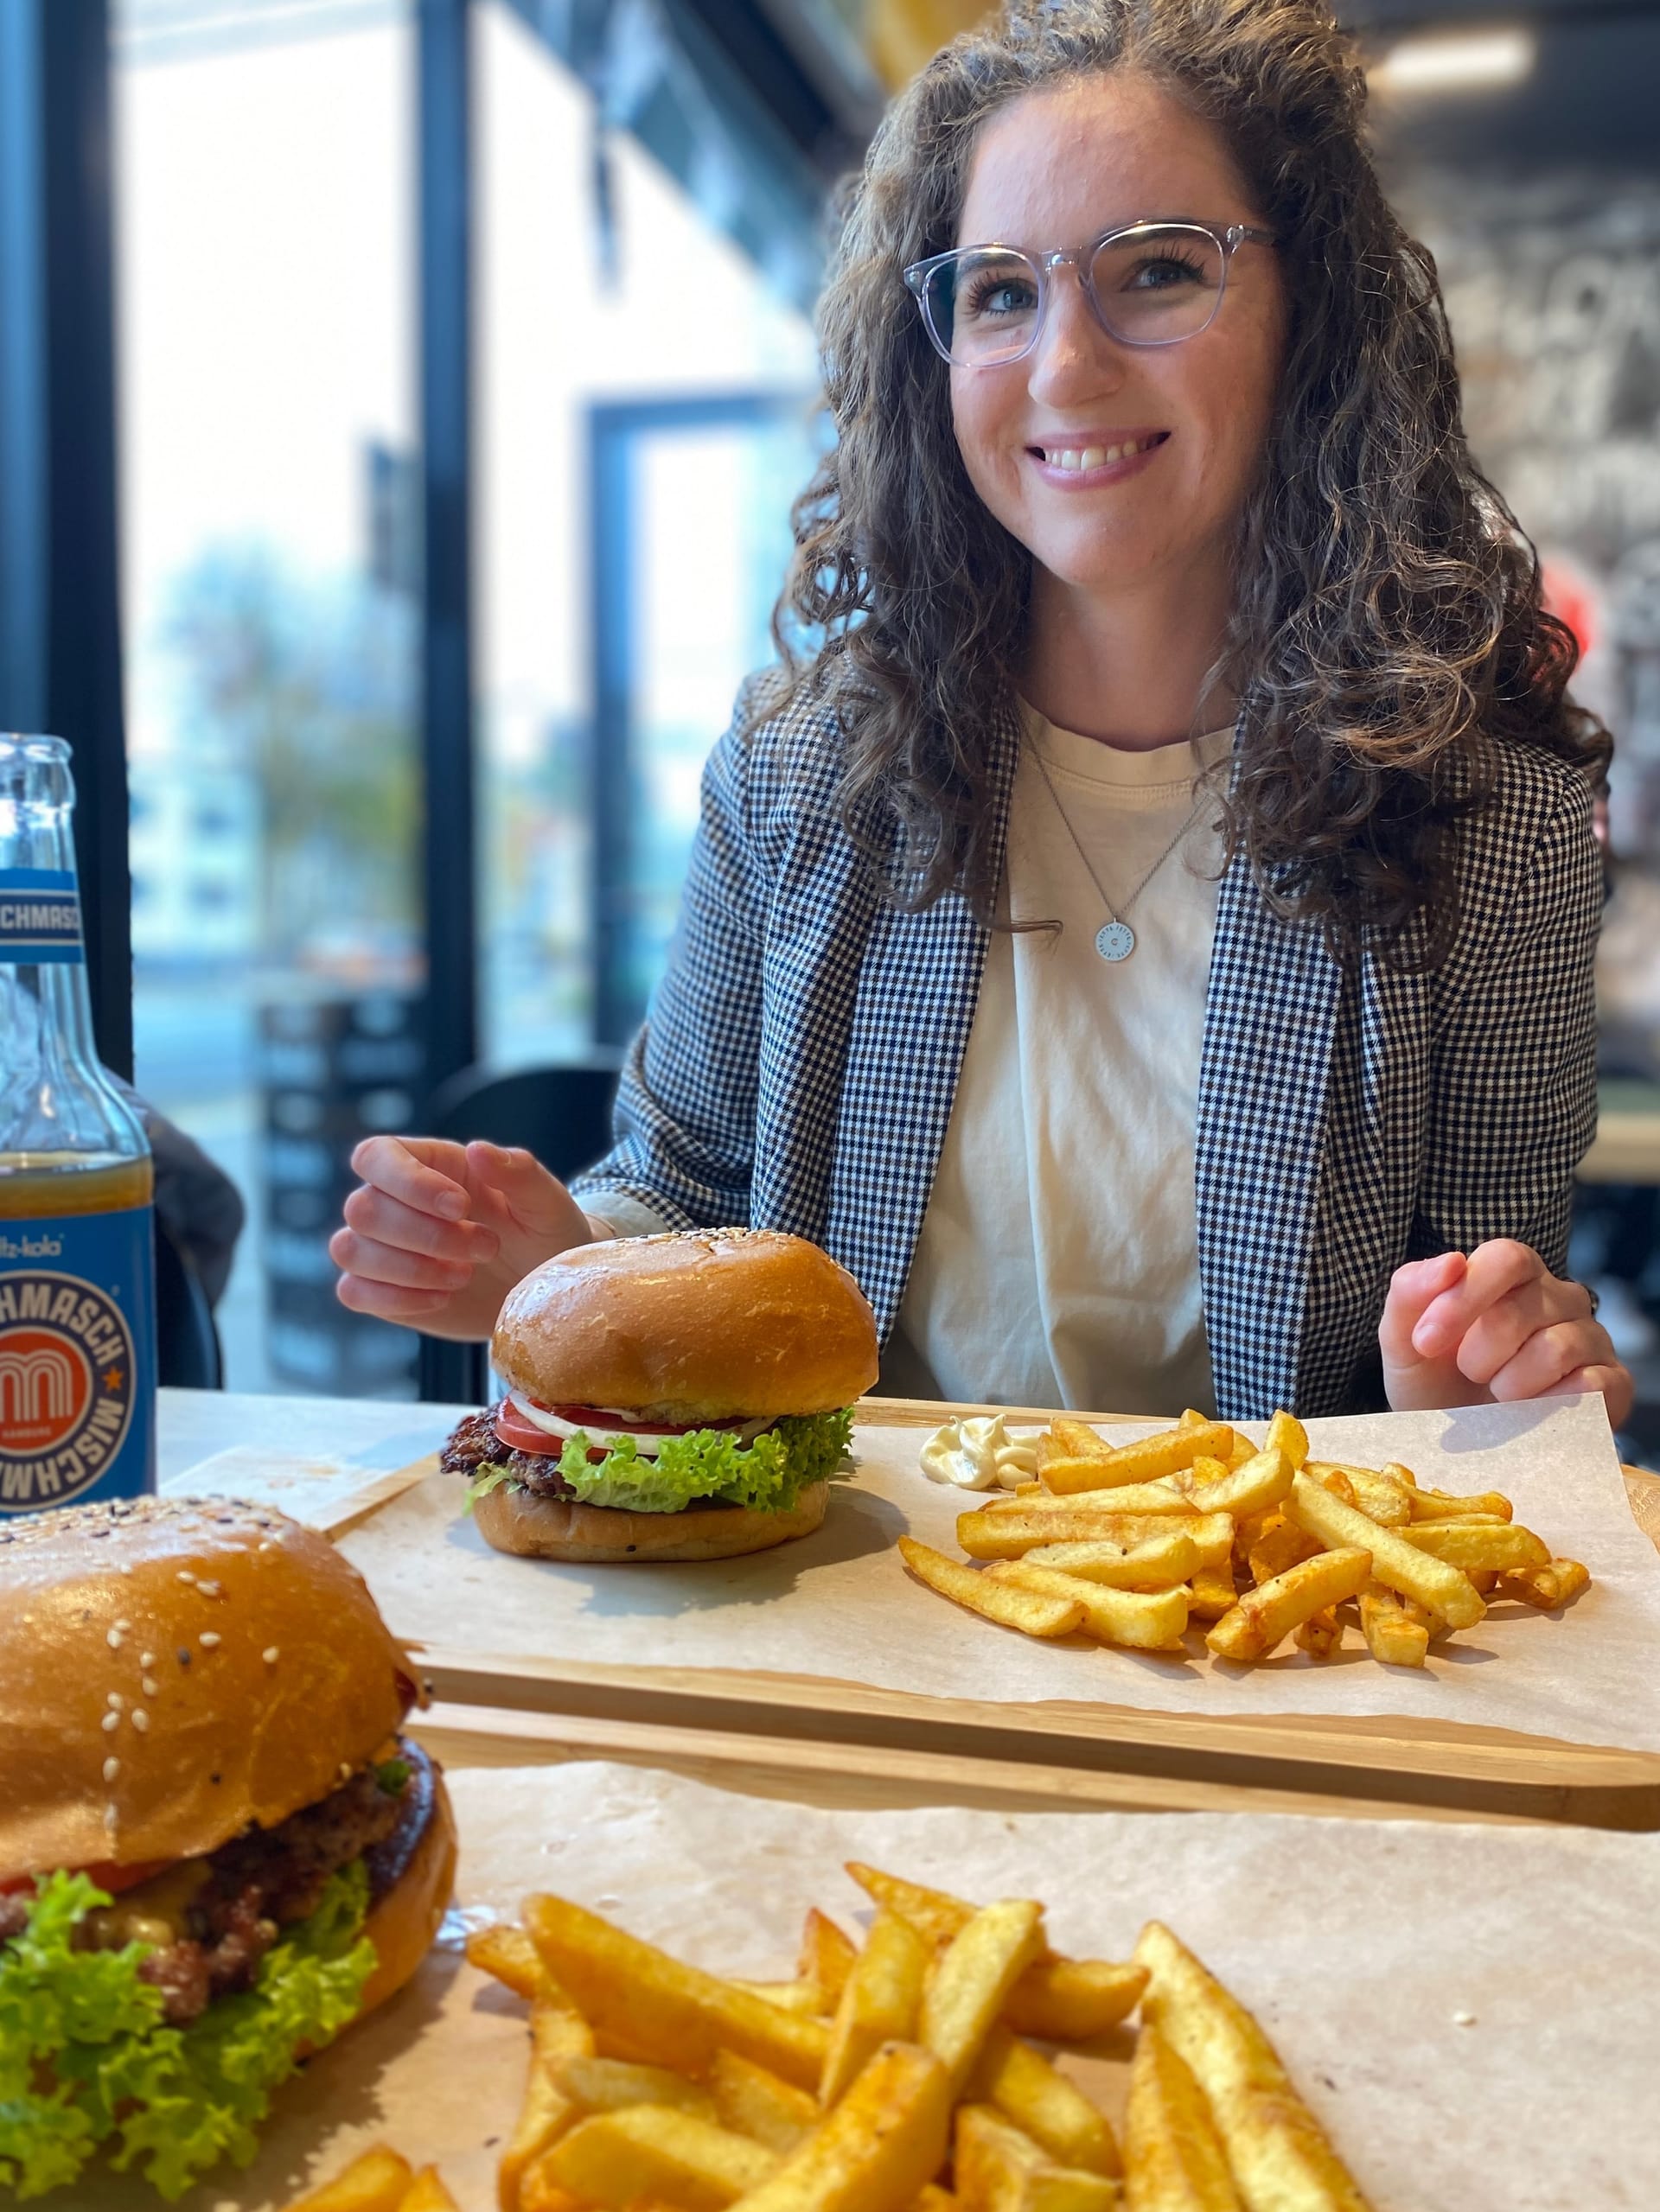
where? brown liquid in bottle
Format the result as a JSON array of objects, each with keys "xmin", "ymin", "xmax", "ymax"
[{"xmin": 0, "ymin": 1153, "xmax": 155, "ymax": 1218}]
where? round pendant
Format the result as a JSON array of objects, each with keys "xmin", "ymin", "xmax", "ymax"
[{"xmin": 1095, "ymin": 921, "xmax": 1135, "ymax": 962}]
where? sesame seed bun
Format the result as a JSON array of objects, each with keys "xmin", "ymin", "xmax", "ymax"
[
  {"xmin": 471, "ymin": 1474, "xmax": 830, "ymax": 1563},
  {"xmin": 491, "ymin": 1228, "xmax": 880, "ymax": 1424},
  {"xmin": 0, "ymin": 1495, "xmax": 421, "ymax": 1884}
]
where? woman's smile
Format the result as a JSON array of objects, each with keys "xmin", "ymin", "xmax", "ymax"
[{"xmin": 1025, "ymin": 428, "xmax": 1172, "ymax": 487}]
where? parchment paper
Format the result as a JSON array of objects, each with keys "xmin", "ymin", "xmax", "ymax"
[
  {"xmin": 335, "ymin": 1395, "xmax": 1660, "ymax": 1757},
  {"xmin": 165, "ymin": 1446, "xmax": 431, "ymax": 1537},
  {"xmin": 68, "ymin": 1760, "xmax": 1660, "ymax": 2210}
]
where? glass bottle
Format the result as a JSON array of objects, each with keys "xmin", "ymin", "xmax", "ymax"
[{"xmin": 1, "ymin": 733, "xmax": 156, "ymax": 1512}]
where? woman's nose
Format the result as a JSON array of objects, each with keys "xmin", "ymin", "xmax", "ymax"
[{"xmin": 1024, "ymin": 265, "xmax": 1127, "ymax": 403}]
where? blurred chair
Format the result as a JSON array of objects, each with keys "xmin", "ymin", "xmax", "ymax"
[
  {"xmin": 155, "ymin": 1214, "xmax": 224, "ymax": 1390},
  {"xmin": 415, "ymin": 1052, "xmax": 626, "ymax": 1405}
]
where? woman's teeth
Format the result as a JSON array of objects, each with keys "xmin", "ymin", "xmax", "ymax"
[{"xmin": 1040, "ymin": 437, "xmax": 1157, "ymax": 469}]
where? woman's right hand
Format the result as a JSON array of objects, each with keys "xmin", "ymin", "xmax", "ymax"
[{"xmin": 330, "ymin": 1135, "xmax": 597, "ymax": 1341}]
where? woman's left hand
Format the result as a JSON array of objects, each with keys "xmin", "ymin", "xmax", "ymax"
[{"xmin": 1380, "ymin": 1240, "xmax": 1633, "ymax": 1431}]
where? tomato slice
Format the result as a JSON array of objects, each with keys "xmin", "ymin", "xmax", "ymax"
[
  {"xmin": 2, "ymin": 1857, "xmax": 171, "ymax": 1897},
  {"xmin": 540, "ymin": 1403, "xmax": 752, "ymax": 1434},
  {"xmin": 492, "ymin": 1402, "xmax": 566, "ymax": 1457}
]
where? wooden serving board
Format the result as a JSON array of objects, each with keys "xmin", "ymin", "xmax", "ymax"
[{"xmin": 378, "ymin": 1396, "xmax": 1660, "ymax": 1831}]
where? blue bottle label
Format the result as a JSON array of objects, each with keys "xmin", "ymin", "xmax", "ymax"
[
  {"xmin": 0, "ymin": 867, "xmax": 85, "ymax": 964},
  {"xmin": 0, "ymin": 1205, "xmax": 156, "ymax": 1511}
]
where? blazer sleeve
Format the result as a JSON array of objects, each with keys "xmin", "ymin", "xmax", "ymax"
[
  {"xmin": 567, "ymin": 705, "xmax": 765, "ymax": 1231},
  {"xmin": 1411, "ymin": 772, "xmax": 1602, "ymax": 1277}
]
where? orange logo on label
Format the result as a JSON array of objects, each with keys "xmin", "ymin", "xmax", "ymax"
[{"xmin": 0, "ymin": 1326, "xmax": 93, "ymax": 1451}]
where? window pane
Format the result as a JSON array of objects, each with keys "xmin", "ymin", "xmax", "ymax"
[
  {"xmin": 116, "ymin": 0, "xmax": 421, "ymax": 1396},
  {"xmin": 476, "ymin": 1, "xmax": 820, "ymax": 1070}
]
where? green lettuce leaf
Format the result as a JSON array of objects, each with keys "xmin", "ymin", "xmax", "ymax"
[
  {"xmin": 466, "ymin": 1406, "xmax": 855, "ymax": 1517},
  {"xmin": 0, "ymin": 1859, "xmax": 377, "ymax": 2201}
]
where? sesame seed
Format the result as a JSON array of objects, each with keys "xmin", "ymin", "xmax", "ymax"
[
  {"xmin": 131, "ymin": 1709, "xmax": 150, "ymax": 1731},
  {"xmin": 103, "ymin": 1756, "xmax": 120, "ymax": 1782},
  {"xmin": 104, "ymin": 1804, "xmax": 118, "ymax": 1831},
  {"xmin": 198, "ymin": 1631, "xmax": 220, "ymax": 1648},
  {"xmin": 118, "ymin": 1562, "xmax": 134, "ymax": 1575},
  {"xmin": 107, "ymin": 1692, "xmax": 125, "ymax": 1709},
  {"xmin": 140, "ymin": 1652, "xmax": 156, "ymax": 1667},
  {"xmin": 142, "ymin": 1676, "xmax": 159, "ymax": 1698},
  {"xmin": 196, "ymin": 1579, "xmax": 222, "ymax": 1598},
  {"xmin": 114, "ymin": 1618, "xmax": 131, "ymax": 1632},
  {"xmin": 338, "ymin": 1762, "xmax": 352, "ymax": 1781},
  {"xmin": 106, "ymin": 1628, "xmax": 124, "ymax": 1649},
  {"xmin": 257, "ymin": 1540, "xmax": 273, "ymax": 1552},
  {"xmin": 101, "ymin": 1712, "xmax": 120, "ymax": 1733},
  {"xmin": 262, "ymin": 1647, "xmax": 279, "ymax": 1664},
  {"xmin": 176, "ymin": 1571, "xmax": 196, "ymax": 1584}
]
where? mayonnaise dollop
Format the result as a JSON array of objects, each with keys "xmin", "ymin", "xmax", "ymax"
[{"xmin": 919, "ymin": 1413, "xmax": 1039, "ymax": 1491}]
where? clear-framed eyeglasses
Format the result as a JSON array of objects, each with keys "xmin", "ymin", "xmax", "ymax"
[{"xmin": 903, "ymin": 219, "xmax": 1278, "ymax": 369}]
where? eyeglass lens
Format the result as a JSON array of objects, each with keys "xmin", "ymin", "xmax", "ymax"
[{"xmin": 924, "ymin": 224, "xmax": 1228, "ymax": 365}]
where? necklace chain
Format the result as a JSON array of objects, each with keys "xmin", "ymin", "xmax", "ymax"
[{"xmin": 1028, "ymin": 743, "xmax": 1208, "ymax": 953}]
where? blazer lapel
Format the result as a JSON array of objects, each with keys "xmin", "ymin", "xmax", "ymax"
[{"xmin": 1197, "ymin": 851, "xmax": 1344, "ymax": 1418}]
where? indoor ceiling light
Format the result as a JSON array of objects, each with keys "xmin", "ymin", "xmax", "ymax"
[{"xmin": 1370, "ymin": 27, "xmax": 1538, "ymax": 94}]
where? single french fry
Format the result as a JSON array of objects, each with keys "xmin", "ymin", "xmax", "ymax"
[
  {"xmin": 1306, "ymin": 1463, "xmax": 1414, "ymax": 1527},
  {"xmin": 1002, "ymin": 1957, "xmax": 1147, "ymax": 2042},
  {"xmin": 1265, "ymin": 1409, "xmax": 1309, "ymax": 1471},
  {"xmin": 1187, "ymin": 1447, "xmax": 1293, "ymax": 1521},
  {"xmin": 397, "ymin": 2174, "xmax": 461, "ymax": 2212},
  {"xmin": 1287, "ymin": 1472, "xmax": 1485, "ymax": 1629},
  {"xmin": 1497, "ymin": 1557, "xmax": 1592, "ymax": 1610},
  {"xmin": 1357, "ymin": 1581, "xmax": 1428, "ymax": 1667},
  {"xmin": 734, "ymin": 1979, "xmax": 827, "ymax": 2015},
  {"xmin": 713, "ymin": 2050, "xmax": 820, "ymax": 2152},
  {"xmin": 1398, "ymin": 1520, "xmax": 1549, "ymax": 1572},
  {"xmin": 526, "ymin": 1896, "xmax": 829, "ymax": 2088},
  {"xmin": 559, "ymin": 2055, "xmax": 718, "ymax": 2120},
  {"xmin": 1293, "ymin": 1605, "xmax": 1341, "ymax": 1659},
  {"xmin": 1134, "ymin": 1922, "xmax": 1370, "ymax": 2210},
  {"xmin": 515, "ymin": 2159, "xmax": 584, "ymax": 2212},
  {"xmin": 973, "ymin": 2025, "xmax": 1121, "ymax": 2177},
  {"xmin": 1185, "ymin": 1566, "xmax": 1238, "ymax": 1623},
  {"xmin": 1205, "ymin": 1548, "xmax": 1372, "ymax": 1663},
  {"xmin": 1122, "ymin": 2022, "xmax": 1240, "ymax": 2212},
  {"xmin": 1183, "ymin": 1455, "xmax": 1229, "ymax": 1489},
  {"xmin": 546, "ymin": 2104, "xmax": 777, "ymax": 2209},
  {"xmin": 727, "ymin": 2040, "xmax": 953, "ymax": 2212},
  {"xmin": 1040, "ymin": 1420, "xmax": 1235, "ymax": 1495},
  {"xmin": 901, "ymin": 1536, "xmax": 1086, "ymax": 1636},
  {"xmin": 988, "ymin": 1560, "xmax": 1190, "ymax": 1650},
  {"xmin": 920, "ymin": 1900, "xmax": 1046, "ymax": 2095},
  {"xmin": 979, "ymin": 1482, "xmax": 1197, "ymax": 1521},
  {"xmin": 1042, "ymin": 1418, "xmax": 1114, "ymax": 1463},
  {"xmin": 800, "ymin": 1910, "xmax": 857, "ymax": 2009},
  {"xmin": 1022, "ymin": 1513, "xmax": 1235, "ymax": 1569},
  {"xmin": 500, "ymin": 1999, "xmax": 597, "ymax": 2212},
  {"xmin": 1399, "ymin": 1594, "xmax": 1453, "ymax": 1644},
  {"xmin": 913, "ymin": 2190, "xmax": 961, "ymax": 2211},
  {"xmin": 1015, "ymin": 1528, "xmax": 1200, "ymax": 1589},
  {"xmin": 281, "ymin": 2147, "xmax": 416, "ymax": 2212},
  {"xmin": 1406, "ymin": 1485, "xmax": 1514, "ymax": 1522},
  {"xmin": 469, "ymin": 1920, "xmax": 559, "ymax": 2003},
  {"xmin": 820, "ymin": 1909, "xmax": 930, "ymax": 2106},
  {"xmin": 844, "ymin": 1864, "xmax": 980, "ymax": 1951},
  {"xmin": 1248, "ymin": 1517, "xmax": 1317, "ymax": 1586},
  {"xmin": 954, "ymin": 2105, "xmax": 1120, "ymax": 2212},
  {"xmin": 1227, "ymin": 1433, "xmax": 1258, "ymax": 1469}
]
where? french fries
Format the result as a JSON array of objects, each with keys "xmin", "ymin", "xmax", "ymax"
[
  {"xmin": 800, "ymin": 1910, "xmax": 857, "ymax": 2008},
  {"xmin": 1134, "ymin": 1922, "xmax": 1370, "ymax": 2210},
  {"xmin": 986, "ymin": 1560, "xmax": 1190, "ymax": 1649},
  {"xmin": 909, "ymin": 1408, "xmax": 1591, "ymax": 1675},
  {"xmin": 499, "ymin": 1998, "xmax": 596, "ymax": 2210},
  {"xmin": 280, "ymin": 2148, "xmax": 418, "ymax": 2212},
  {"xmin": 820, "ymin": 1909, "xmax": 929, "ymax": 2105},
  {"xmin": 1205, "ymin": 1548, "xmax": 1371, "ymax": 1663},
  {"xmin": 525, "ymin": 1896, "xmax": 829, "ymax": 2088},
  {"xmin": 479, "ymin": 1865, "xmax": 1377, "ymax": 2210}
]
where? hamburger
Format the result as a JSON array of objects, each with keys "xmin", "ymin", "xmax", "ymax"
[
  {"xmin": 444, "ymin": 1228, "xmax": 880, "ymax": 1563},
  {"xmin": 0, "ymin": 1495, "xmax": 456, "ymax": 2202}
]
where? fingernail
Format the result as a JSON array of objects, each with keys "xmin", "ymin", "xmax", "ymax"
[{"xmin": 436, "ymin": 1192, "xmax": 465, "ymax": 1220}]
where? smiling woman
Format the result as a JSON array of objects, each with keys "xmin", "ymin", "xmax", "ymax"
[{"xmin": 334, "ymin": 0, "xmax": 1631, "ymax": 1436}]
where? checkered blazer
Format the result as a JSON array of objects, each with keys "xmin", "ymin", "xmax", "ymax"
[{"xmin": 571, "ymin": 675, "xmax": 1601, "ymax": 1418}]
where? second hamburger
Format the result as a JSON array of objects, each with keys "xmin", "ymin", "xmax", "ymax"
[{"xmin": 444, "ymin": 1229, "xmax": 879, "ymax": 1563}]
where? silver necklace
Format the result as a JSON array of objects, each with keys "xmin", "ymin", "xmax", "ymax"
[{"xmin": 1029, "ymin": 743, "xmax": 1207, "ymax": 963}]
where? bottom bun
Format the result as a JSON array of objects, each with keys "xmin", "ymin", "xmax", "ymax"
[
  {"xmin": 473, "ymin": 1477, "xmax": 830, "ymax": 1563},
  {"xmin": 346, "ymin": 1765, "xmax": 457, "ymax": 2026}
]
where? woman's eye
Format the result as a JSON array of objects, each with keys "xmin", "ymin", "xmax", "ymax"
[
  {"xmin": 1123, "ymin": 254, "xmax": 1206, "ymax": 291},
  {"xmin": 962, "ymin": 274, "xmax": 1037, "ymax": 320}
]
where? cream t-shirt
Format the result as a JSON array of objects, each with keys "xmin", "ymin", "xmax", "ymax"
[{"xmin": 884, "ymin": 704, "xmax": 1233, "ymax": 1417}]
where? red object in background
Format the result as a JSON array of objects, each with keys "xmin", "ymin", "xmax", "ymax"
[{"xmin": 1542, "ymin": 558, "xmax": 1599, "ymax": 660}]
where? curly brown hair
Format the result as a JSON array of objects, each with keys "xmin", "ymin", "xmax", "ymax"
[{"xmin": 770, "ymin": 0, "xmax": 1609, "ymax": 966}]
